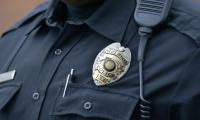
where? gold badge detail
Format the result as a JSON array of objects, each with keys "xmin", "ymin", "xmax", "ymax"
[{"xmin": 92, "ymin": 43, "xmax": 131, "ymax": 86}]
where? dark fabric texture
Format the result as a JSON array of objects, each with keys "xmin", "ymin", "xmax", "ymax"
[{"xmin": 0, "ymin": 0, "xmax": 200, "ymax": 120}]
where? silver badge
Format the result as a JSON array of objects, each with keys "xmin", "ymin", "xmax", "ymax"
[{"xmin": 92, "ymin": 43, "xmax": 131, "ymax": 86}]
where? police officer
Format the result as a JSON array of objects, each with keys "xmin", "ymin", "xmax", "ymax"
[{"xmin": 0, "ymin": 0, "xmax": 200, "ymax": 120}]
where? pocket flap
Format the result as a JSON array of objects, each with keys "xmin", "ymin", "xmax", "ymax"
[
  {"xmin": 0, "ymin": 84, "xmax": 21, "ymax": 111},
  {"xmin": 51, "ymin": 85, "xmax": 139, "ymax": 120}
]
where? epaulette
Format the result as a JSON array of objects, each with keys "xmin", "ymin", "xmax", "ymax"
[
  {"xmin": 1, "ymin": 1, "xmax": 50, "ymax": 36},
  {"xmin": 169, "ymin": 0, "xmax": 200, "ymax": 46}
]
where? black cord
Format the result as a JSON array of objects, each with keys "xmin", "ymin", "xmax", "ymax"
[{"xmin": 137, "ymin": 27, "xmax": 152, "ymax": 120}]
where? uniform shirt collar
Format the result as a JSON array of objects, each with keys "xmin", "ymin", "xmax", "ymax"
[{"xmin": 44, "ymin": 0, "xmax": 136, "ymax": 42}]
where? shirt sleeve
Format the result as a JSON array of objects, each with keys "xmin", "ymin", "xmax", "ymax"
[{"xmin": 170, "ymin": 49, "xmax": 200, "ymax": 120}]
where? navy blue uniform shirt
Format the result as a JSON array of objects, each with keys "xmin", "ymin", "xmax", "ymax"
[{"xmin": 0, "ymin": 0, "xmax": 200, "ymax": 120}]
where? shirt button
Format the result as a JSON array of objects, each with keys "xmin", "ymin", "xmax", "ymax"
[
  {"xmin": 32, "ymin": 92, "xmax": 40, "ymax": 101},
  {"xmin": 54, "ymin": 49, "xmax": 62, "ymax": 56},
  {"xmin": 83, "ymin": 101, "xmax": 93, "ymax": 110}
]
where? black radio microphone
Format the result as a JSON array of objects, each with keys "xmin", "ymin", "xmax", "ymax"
[{"xmin": 134, "ymin": 0, "xmax": 173, "ymax": 119}]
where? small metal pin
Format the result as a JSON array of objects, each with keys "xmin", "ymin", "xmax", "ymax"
[
  {"xmin": 63, "ymin": 69, "xmax": 74, "ymax": 98},
  {"xmin": 0, "ymin": 70, "xmax": 16, "ymax": 83}
]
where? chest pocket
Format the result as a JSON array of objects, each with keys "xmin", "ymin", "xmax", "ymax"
[
  {"xmin": 50, "ymin": 83, "xmax": 138, "ymax": 120},
  {"xmin": 0, "ymin": 83, "xmax": 21, "ymax": 111}
]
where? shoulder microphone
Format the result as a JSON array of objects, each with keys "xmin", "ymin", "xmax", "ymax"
[{"xmin": 134, "ymin": 0, "xmax": 173, "ymax": 119}]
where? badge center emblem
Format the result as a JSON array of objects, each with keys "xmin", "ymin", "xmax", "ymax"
[{"xmin": 104, "ymin": 60, "xmax": 116, "ymax": 72}]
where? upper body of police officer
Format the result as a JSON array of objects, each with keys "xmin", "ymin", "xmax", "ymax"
[{"xmin": 0, "ymin": 0, "xmax": 200, "ymax": 119}]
